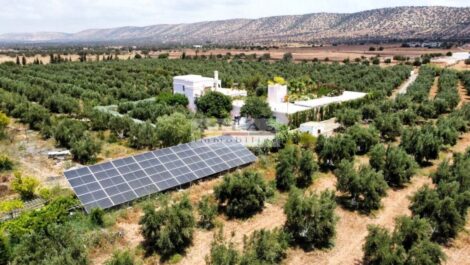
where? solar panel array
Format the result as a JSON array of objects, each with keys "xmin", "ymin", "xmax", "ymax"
[{"xmin": 64, "ymin": 136, "xmax": 256, "ymax": 212}]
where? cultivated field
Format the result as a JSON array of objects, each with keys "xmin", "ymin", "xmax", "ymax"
[{"xmin": 0, "ymin": 57, "xmax": 469, "ymax": 265}]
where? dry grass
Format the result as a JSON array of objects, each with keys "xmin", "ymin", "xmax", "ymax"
[
  {"xmin": 285, "ymin": 175, "xmax": 432, "ymax": 265},
  {"xmin": 161, "ymin": 45, "xmax": 467, "ymax": 63},
  {"xmin": 0, "ymin": 120, "xmax": 66, "ymax": 187}
]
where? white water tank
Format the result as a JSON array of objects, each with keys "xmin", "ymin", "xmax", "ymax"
[{"xmin": 268, "ymin": 84, "xmax": 288, "ymax": 105}]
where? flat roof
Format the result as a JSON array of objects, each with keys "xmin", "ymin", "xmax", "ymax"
[
  {"xmin": 294, "ymin": 91, "xmax": 367, "ymax": 108},
  {"xmin": 174, "ymin": 75, "xmax": 215, "ymax": 83},
  {"xmin": 270, "ymin": 102, "xmax": 312, "ymax": 114},
  {"xmin": 233, "ymin": 91, "xmax": 367, "ymax": 115}
]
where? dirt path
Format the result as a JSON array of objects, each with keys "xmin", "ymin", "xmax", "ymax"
[
  {"xmin": 457, "ymin": 81, "xmax": 470, "ymax": 109},
  {"xmin": 429, "ymin": 76, "xmax": 440, "ymax": 99},
  {"xmin": 390, "ymin": 69, "xmax": 418, "ymax": 99},
  {"xmin": 285, "ymin": 175, "xmax": 431, "ymax": 265}
]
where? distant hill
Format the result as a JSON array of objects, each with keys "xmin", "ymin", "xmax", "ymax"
[{"xmin": 1, "ymin": 6, "xmax": 469, "ymax": 44}]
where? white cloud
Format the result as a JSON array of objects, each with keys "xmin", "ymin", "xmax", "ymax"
[{"xmin": 0, "ymin": 0, "xmax": 468, "ymax": 33}]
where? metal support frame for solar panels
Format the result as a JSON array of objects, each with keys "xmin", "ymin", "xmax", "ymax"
[{"xmin": 64, "ymin": 136, "xmax": 256, "ymax": 213}]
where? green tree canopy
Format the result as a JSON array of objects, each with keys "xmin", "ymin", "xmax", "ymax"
[
  {"xmin": 401, "ymin": 124, "xmax": 442, "ymax": 164},
  {"xmin": 214, "ymin": 170, "xmax": 271, "ymax": 218},
  {"xmin": 315, "ymin": 134, "xmax": 356, "ymax": 167},
  {"xmin": 11, "ymin": 224, "xmax": 88, "ymax": 265},
  {"xmin": 10, "ymin": 172, "xmax": 39, "ymax": 201},
  {"xmin": 196, "ymin": 91, "xmax": 232, "ymax": 119},
  {"xmin": 284, "ymin": 188, "xmax": 337, "ymax": 249},
  {"xmin": 241, "ymin": 229, "xmax": 289, "ymax": 265},
  {"xmin": 373, "ymin": 113, "xmax": 402, "ymax": 141},
  {"xmin": 275, "ymin": 145, "xmax": 318, "ymax": 190},
  {"xmin": 335, "ymin": 160, "xmax": 388, "ymax": 212},
  {"xmin": 346, "ymin": 125, "xmax": 380, "ymax": 154},
  {"xmin": 369, "ymin": 145, "xmax": 417, "ymax": 187},
  {"xmin": 139, "ymin": 195, "xmax": 195, "ymax": 257},
  {"xmin": 70, "ymin": 133, "xmax": 101, "ymax": 164},
  {"xmin": 155, "ymin": 112, "xmax": 196, "ymax": 148},
  {"xmin": 363, "ymin": 216, "xmax": 445, "ymax": 265},
  {"xmin": 240, "ymin": 97, "xmax": 272, "ymax": 119}
]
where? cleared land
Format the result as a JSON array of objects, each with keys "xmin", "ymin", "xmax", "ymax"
[{"xmin": 162, "ymin": 45, "xmax": 468, "ymax": 62}]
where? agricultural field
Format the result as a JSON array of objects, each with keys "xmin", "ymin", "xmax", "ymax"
[
  {"xmin": 163, "ymin": 44, "xmax": 467, "ymax": 63},
  {"xmin": 0, "ymin": 57, "xmax": 469, "ymax": 265}
]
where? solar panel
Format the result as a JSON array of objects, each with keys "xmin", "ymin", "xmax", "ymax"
[{"xmin": 64, "ymin": 135, "xmax": 256, "ymax": 212}]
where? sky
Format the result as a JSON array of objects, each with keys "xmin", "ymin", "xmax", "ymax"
[{"xmin": 0, "ymin": 0, "xmax": 469, "ymax": 34}]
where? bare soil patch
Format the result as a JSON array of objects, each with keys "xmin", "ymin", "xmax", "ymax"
[
  {"xmin": 429, "ymin": 76, "xmax": 440, "ymax": 99},
  {"xmin": 285, "ymin": 175, "xmax": 431, "ymax": 265},
  {"xmin": 457, "ymin": 81, "xmax": 470, "ymax": 109},
  {"xmin": 161, "ymin": 44, "xmax": 466, "ymax": 62},
  {"xmin": 450, "ymin": 61, "xmax": 470, "ymax": 71},
  {"xmin": 443, "ymin": 217, "xmax": 470, "ymax": 265},
  {"xmin": 0, "ymin": 120, "xmax": 66, "ymax": 187}
]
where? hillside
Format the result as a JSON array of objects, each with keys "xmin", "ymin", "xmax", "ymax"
[{"xmin": 1, "ymin": 6, "xmax": 470, "ymax": 44}]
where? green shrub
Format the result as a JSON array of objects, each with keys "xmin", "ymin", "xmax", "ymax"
[
  {"xmin": 11, "ymin": 224, "xmax": 88, "ymax": 265},
  {"xmin": 241, "ymin": 229, "xmax": 289, "ymax": 265},
  {"xmin": 335, "ymin": 160, "xmax": 388, "ymax": 212},
  {"xmin": 369, "ymin": 145, "xmax": 417, "ymax": 187},
  {"xmin": 363, "ymin": 216, "xmax": 445, "ymax": 265},
  {"xmin": 10, "ymin": 172, "xmax": 39, "ymax": 201},
  {"xmin": 208, "ymin": 234, "xmax": 239, "ymax": 265},
  {"xmin": 0, "ymin": 199, "xmax": 24, "ymax": 213},
  {"xmin": 105, "ymin": 250, "xmax": 138, "ymax": 265},
  {"xmin": 315, "ymin": 134, "xmax": 356, "ymax": 167},
  {"xmin": 197, "ymin": 195, "xmax": 218, "ymax": 229},
  {"xmin": 0, "ymin": 155, "xmax": 13, "ymax": 171},
  {"xmin": 215, "ymin": 170, "xmax": 271, "ymax": 218},
  {"xmin": 0, "ymin": 233, "xmax": 10, "ymax": 265},
  {"xmin": 284, "ymin": 188, "xmax": 337, "ymax": 249},
  {"xmin": 140, "ymin": 195, "xmax": 195, "ymax": 257},
  {"xmin": 90, "ymin": 208, "xmax": 105, "ymax": 227}
]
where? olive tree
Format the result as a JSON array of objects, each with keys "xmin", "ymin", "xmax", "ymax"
[
  {"xmin": 346, "ymin": 125, "xmax": 380, "ymax": 154},
  {"xmin": 214, "ymin": 170, "xmax": 271, "ymax": 218},
  {"xmin": 369, "ymin": 145, "xmax": 417, "ymax": 187},
  {"xmin": 373, "ymin": 113, "xmax": 402, "ymax": 141},
  {"xmin": 335, "ymin": 160, "xmax": 388, "ymax": 212},
  {"xmin": 195, "ymin": 91, "xmax": 232, "ymax": 119},
  {"xmin": 276, "ymin": 145, "xmax": 318, "ymax": 190},
  {"xmin": 11, "ymin": 224, "xmax": 88, "ymax": 265},
  {"xmin": 155, "ymin": 112, "xmax": 196, "ymax": 147},
  {"xmin": 197, "ymin": 195, "xmax": 218, "ymax": 229},
  {"xmin": 284, "ymin": 188, "xmax": 337, "ymax": 249},
  {"xmin": 140, "ymin": 196, "xmax": 195, "ymax": 257},
  {"xmin": 401, "ymin": 124, "xmax": 442, "ymax": 164},
  {"xmin": 315, "ymin": 134, "xmax": 356, "ymax": 167},
  {"xmin": 240, "ymin": 96, "xmax": 272, "ymax": 119},
  {"xmin": 363, "ymin": 216, "xmax": 445, "ymax": 265}
]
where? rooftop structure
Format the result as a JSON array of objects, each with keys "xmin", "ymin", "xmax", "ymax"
[
  {"xmin": 298, "ymin": 118, "xmax": 341, "ymax": 137},
  {"xmin": 173, "ymin": 71, "xmax": 247, "ymax": 111},
  {"xmin": 294, "ymin": 91, "xmax": 367, "ymax": 108},
  {"xmin": 232, "ymin": 88, "xmax": 367, "ymax": 125}
]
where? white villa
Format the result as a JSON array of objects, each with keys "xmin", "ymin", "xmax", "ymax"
[
  {"xmin": 173, "ymin": 72, "xmax": 367, "ymax": 126},
  {"xmin": 173, "ymin": 71, "xmax": 246, "ymax": 111}
]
